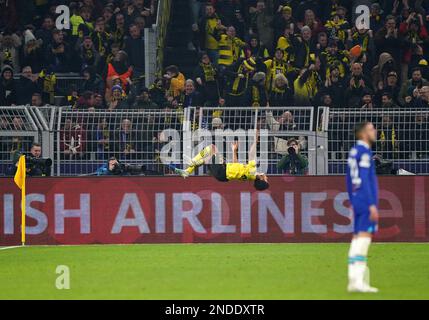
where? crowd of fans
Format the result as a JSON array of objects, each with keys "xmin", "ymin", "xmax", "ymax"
[
  {"xmin": 171, "ymin": 0, "xmax": 429, "ymax": 110},
  {"xmin": 3, "ymin": 1, "xmax": 429, "ymax": 110},
  {"xmin": 0, "ymin": 0, "xmax": 155, "ymax": 108},
  {"xmin": 2, "ymin": 0, "xmax": 429, "ymax": 172}
]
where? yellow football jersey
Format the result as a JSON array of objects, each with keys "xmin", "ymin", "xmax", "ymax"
[{"xmin": 226, "ymin": 160, "xmax": 257, "ymax": 181}]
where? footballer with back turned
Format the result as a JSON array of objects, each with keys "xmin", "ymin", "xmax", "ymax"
[{"xmin": 346, "ymin": 121, "xmax": 379, "ymax": 293}]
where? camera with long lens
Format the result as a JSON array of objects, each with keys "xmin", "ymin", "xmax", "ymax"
[
  {"xmin": 26, "ymin": 156, "xmax": 53, "ymax": 167},
  {"xmin": 111, "ymin": 162, "xmax": 146, "ymax": 176},
  {"xmin": 287, "ymin": 145, "xmax": 298, "ymax": 174},
  {"xmin": 25, "ymin": 155, "xmax": 52, "ymax": 176},
  {"xmin": 373, "ymin": 155, "xmax": 396, "ymax": 175}
]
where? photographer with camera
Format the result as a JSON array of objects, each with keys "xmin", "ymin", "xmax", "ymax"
[
  {"xmin": 96, "ymin": 157, "xmax": 145, "ymax": 176},
  {"xmin": 12, "ymin": 142, "xmax": 52, "ymax": 177},
  {"xmin": 277, "ymin": 138, "xmax": 309, "ymax": 175}
]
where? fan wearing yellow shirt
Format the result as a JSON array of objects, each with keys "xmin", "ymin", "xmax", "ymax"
[{"xmin": 172, "ymin": 140, "xmax": 269, "ymax": 191}]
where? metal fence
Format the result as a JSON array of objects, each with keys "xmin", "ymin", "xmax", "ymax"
[
  {"xmin": 196, "ymin": 106, "xmax": 319, "ymax": 175},
  {"xmin": 0, "ymin": 106, "xmax": 44, "ymax": 175},
  {"xmin": 52, "ymin": 106, "xmax": 317, "ymax": 176},
  {"xmin": 319, "ymin": 108, "xmax": 429, "ymax": 174},
  {"xmin": 54, "ymin": 107, "xmax": 189, "ymax": 176},
  {"xmin": 13, "ymin": 73, "xmax": 84, "ymax": 105},
  {"xmin": 2, "ymin": 106, "xmax": 429, "ymax": 176},
  {"xmin": 0, "ymin": 106, "xmax": 318, "ymax": 176}
]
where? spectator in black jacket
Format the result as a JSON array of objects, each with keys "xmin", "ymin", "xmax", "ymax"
[
  {"xmin": 132, "ymin": 87, "xmax": 158, "ymax": 109},
  {"xmin": 81, "ymin": 65, "xmax": 105, "ymax": 95},
  {"xmin": 45, "ymin": 29, "xmax": 72, "ymax": 72},
  {"xmin": 269, "ymin": 73, "xmax": 294, "ymax": 106},
  {"xmin": 344, "ymin": 62, "xmax": 373, "ymax": 107},
  {"xmin": 321, "ymin": 64, "xmax": 345, "ymax": 107},
  {"xmin": 374, "ymin": 71, "xmax": 401, "ymax": 107},
  {"xmin": 374, "ymin": 15, "xmax": 403, "ymax": 69},
  {"xmin": 194, "ymin": 52, "xmax": 219, "ymax": 106},
  {"xmin": 126, "ymin": 0, "xmax": 153, "ymax": 27},
  {"xmin": 112, "ymin": 12, "xmax": 127, "ymax": 49},
  {"xmin": 124, "ymin": 23, "xmax": 145, "ymax": 78},
  {"xmin": 16, "ymin": 66, "xmax": 41, "ymax": 105},
  {"xmin": 0, "ymin": 64, "xmax": 17, "ymax": 106},
  {"xmin": 21, "ymin": 29, "xmax": 44, "ymax": 73},
  {"xmin": 114, "ymin": 118, "xmax": 138, "ymax": 161},
  {"xmin": 412, "ymin": 85, "xmax": 429, "ymax": 108},
  {"xmin": 176, "ymin": 79, "xmax": 203, "ymax": 108},
  {"xmin": 380, "ymin": 92, "xmax": 400, "ymax": 108},
  {"xmin": 246, "ymin": 71, "xmax": 268, "ymax": 107},
  {"xmin": 273, "ymin": 5, "xmax": 297, "ymax": 40},
  {"xmin": 294, "ymin": 26, "xmax": 315, "ymax": 69},
  {"xmin": 35, "ymin": 15, "xmax": 55, "ymax": 50},
  {"xmin": 78, "ymin": 36, "xmax": 101, "ymax": 71},
  {"xmin": 91, "ymin": 17, "xmax": 111, "ymax": 66}
]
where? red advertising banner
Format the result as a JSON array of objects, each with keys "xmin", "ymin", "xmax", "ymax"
[{"xmin": 0, "ymin": 176, "xmax": 428, "ymax": 245}]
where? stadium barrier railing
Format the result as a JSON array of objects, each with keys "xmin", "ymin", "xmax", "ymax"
[
  {"xmin": 1, "ymin": 106, "xmax": 321, "ymax": 176},
  {"xmin": 54, "ymin": 107, "xmax": 190, "ymax": 176},
  {"xmin": 0, "ymin": 106, "xmax": 47, "ymax": 175},
  {"xmin": 52, "ymin": 106, "xmax": 318, "ymax": 176},
  {"xmin": 14, "ymin": 73, "xmax": 85, "ymax": 105},
  {"xmin": 318, "ymin": 107, "xmax": 429, "ymax": 175},
  {"xmin": 196, "ymin": 106, "xmax": 324, "ymax": 175},
  {"xmin": 2, "ymin": 106, "xmax": 429, "ymax": 176}
]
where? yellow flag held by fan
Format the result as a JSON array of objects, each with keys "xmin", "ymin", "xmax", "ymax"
[{"xmin": 14, "ymin": 155, "xmax": 26, "ymax": 246}]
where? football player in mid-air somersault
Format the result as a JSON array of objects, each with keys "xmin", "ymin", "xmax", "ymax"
[
  {"xmin": 346, "ymin": 121, "xmax": 379, "ymax": 293},
  {"xmin": 170, "ymin": 135, "xmax": 269, "ymax": 191}
]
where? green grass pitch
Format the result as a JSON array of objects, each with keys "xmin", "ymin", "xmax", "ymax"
[{"xmin": 1, "ymin": 243, "xmax": 428, "ymax": 300}]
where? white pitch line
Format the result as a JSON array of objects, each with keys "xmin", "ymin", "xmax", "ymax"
[{"xmin": 0, "ymin": 246, "xmax": 23, "ymax": 251}]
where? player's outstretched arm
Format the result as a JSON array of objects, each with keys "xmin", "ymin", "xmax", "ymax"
[
  {"xmin": 231, "ymin": 141, "xmax": 239, "ymax": 163},
  {"xmin": 248, "ymin": 129, "xmax": 259, "ymax": 162}
]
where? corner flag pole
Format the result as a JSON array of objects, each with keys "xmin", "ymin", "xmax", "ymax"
[
  {"xmin": 13, "ymin": 155, "xmax": 26, "ymax": 246},
  {"xmin": 21, "ymin": 174, "xmax": 26, "ymax": 246}
]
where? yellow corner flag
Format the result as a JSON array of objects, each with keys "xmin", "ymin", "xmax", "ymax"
[{"xmin": 14, "ymin": 155, "xmax": 26, "ymax": 246}]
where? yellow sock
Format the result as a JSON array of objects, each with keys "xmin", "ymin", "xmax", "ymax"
[
  {"xmin": 185, "ymin": 146, "xmax": 213, "ymax": 174},
  {"xmin": 185, "ymin": 166, "xmax": 196, "ymax": 174}
]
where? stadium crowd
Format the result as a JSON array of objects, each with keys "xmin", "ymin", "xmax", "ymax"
[
  {"xmin": 1, "ymin": 1, "xmax": 429, "ymax": 110},
  {"xmin": 1, "ymin": 0, "xmax": 429, "ymax": 172},
  {"xmin": 0, "ymin": 0, "xmax": 155, "ymax": 108},
  {"xmin": 0, "ymin": 0, "xmax": 429, "ymax": 110},
  {"xmin": 181, "ymin": 0, "xmax": 429, "ymax": 109}
]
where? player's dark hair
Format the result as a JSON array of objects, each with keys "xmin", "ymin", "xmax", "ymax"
[
  {"xmin": 254, "ymin": 178, "xmax": 269, "ymax": 191},
  {"xmin": 31, "ymin": 142, "xmax": 41, "ymax": 148},
  {"xmin": 354, "ymin": 121, "xmax": 371, "ymax": 139}
]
